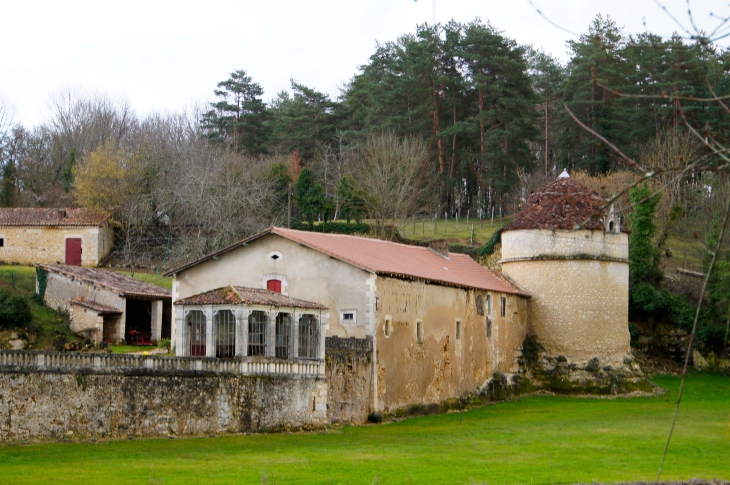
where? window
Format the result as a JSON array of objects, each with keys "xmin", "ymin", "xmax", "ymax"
[
  {"xmin": 267, "ymin": 251, "xmax": 283, "ymax": 262},
  {"xmin": 275, "ymin": 313, "xmax": 293, "ymax": 359},
  {"xmin": 248, "ymin": 310, "xmax": 268, "ymax": 356},
  {"xmin": 500, "ymin": 296, "xmax": 507, "ymax": 317},
  {"xmin": 455, "ymin": 319, "xmax": 462, "ymax": 340},
  {"xmin": 267, "ymin": 279, "xmax": 282, "ymax": 293},
  {"xmin": 486, "ymin": 317, "xmax": 492, "ymax": 339},
  {"xmin": 384, "ymin": 317, "xmax": 393, "ymax": 337},
  {"xmin": 187, "ymin": 310, "xmax": 206, "ymax": 357},
  {"xmin": 475, "ymin": 294, "xmax": 484, "ymax": 316},
  {"xmin": 214, "ymin": 310, "xmax": 235, "ymax": 358},
  {"xmin": 298, "ymin": 314, "xmax": 319, "ymax": 359},
  {"xmin": 416, "ymin": 320, "xmax": 424, "ymax": 344},
  {"xmin": 486, "ymin": 294, "xmax": 492, "ymax": 315},
  {"xmin": 340, "ymin": 310, "xmax": 356, "ymax": 324}
]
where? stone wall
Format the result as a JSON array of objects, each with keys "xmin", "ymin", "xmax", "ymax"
[
  {"xmin": 0, "ymin": 223, "xmax": 112, "ymax": 266},
  {"xmin": 69, "ymin": 303, "xmax": 104, "ymax": 342},
  {"xmin": 502, "ymin": 259, "xmax": 630, "ymax": 367},
  {"xmin": 0, "ymin": 351, "xmax": 327, "ymax": 441},
  {"xmin": 501, "ymin": 229, "xmax": 629, "ymax": 262},
  {"xmin": 325, "ymin": 336, "xmax": 373, "ymax": 423},
  {"xmin": 374, "ymin": 276, "xmax": 528, "ymax": 412}
]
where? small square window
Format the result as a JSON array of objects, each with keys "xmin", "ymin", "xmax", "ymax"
[
  {"xmin": 500, "ymin": 296, "xmax": 506, "ymax": 317},
  {"xmin": 341, "ymin": 310, "xmax": 356, "ymax": 324},
  {"xmin": 416, "ymin": 320, "xmax": 424, "ymax": 344}
]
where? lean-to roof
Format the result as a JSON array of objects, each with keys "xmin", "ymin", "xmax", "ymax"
[
  {"xmin": 37, "ymin": 264, "xmax": 171, "ymax": 300},
  {"xmin": 70, "ymin": 298, "xmax": 123, "ymax": 315},
  {"xmin": 176, "ymin": 286, "xmax": 327, "ymax": 309}
]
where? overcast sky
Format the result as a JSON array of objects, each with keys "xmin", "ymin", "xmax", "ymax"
[{"xmin": 0, "ymin": 0, "xmax": 724, "ymax": 127}]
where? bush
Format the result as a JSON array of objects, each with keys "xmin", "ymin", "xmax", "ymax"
[
  {"xmin": 159, "ymin": 338, "xmax": 171, "ymax": 351},
  {"xmin": 293, "ymin": 221, "xmax": 371, "ymax": 235},
  {"xmin": 0, "ymin": 288, "xmax": 32, "ymax": 329}
]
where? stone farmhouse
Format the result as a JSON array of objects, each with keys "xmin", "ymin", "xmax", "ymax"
[
  {"xmin": 37, "ymin": 264, "xmax": 172, "ymax": 345},
  {"xmin": 0, "ymin": 208, "xmax": 113, "ymax": 266},
  {"xmin": 165, "ymin": 227, "xmax": 529, "ymax": 417}
]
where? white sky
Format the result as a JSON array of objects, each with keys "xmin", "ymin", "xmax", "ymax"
[{"xmin": 0, "ymin": 0, "xmax": 724, "ymax": 127}]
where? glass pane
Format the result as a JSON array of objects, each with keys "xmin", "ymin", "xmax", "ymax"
[
  {"xmin": 248, "ymin": 311, "xmax": 268, "ymax": 356},
  {"xmin": 215, "ymin": 310, "xmax": 236, "ymax": 358}
]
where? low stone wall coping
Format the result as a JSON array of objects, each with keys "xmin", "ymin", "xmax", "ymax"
[{"xmin": 0, "ymin": 350, "xmax": 325, "ymax": 378}]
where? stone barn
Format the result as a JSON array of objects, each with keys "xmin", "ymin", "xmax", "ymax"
[
  {"xmin": 166, "ymin": 227, "xmax": 529, "ymax": 418},
  {"xmin": 499, "ymin": 171, "xmax": 631, "ymax": 367},
  {"xmin": 37, "ymin": 264, "xmax": 172, "ymax": 345},
  {"xmin": 0, "ymin": 208, "xmax": 113, "ymax": 266}
]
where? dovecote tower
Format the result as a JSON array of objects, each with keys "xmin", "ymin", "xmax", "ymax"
[{"xmin": 499, "ymin": 171, "xmax": 631, "ymax": 367}]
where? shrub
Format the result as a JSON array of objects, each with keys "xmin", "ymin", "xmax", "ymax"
[
  {"xmin": 159, "ymin": 338, "xmax": 171, "ymax": 351},
  {"xmin": 0, "ymin": 288, "xmax": 32, "ymax": 329}
]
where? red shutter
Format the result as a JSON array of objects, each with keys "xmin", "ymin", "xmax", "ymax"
[
  {"xmin": 65, "ymin": 238, "xmax": 82, "ymax": 266},
  {"xmin": 267, "ymin": 279, "xmax": 282, "ymax": 293}
]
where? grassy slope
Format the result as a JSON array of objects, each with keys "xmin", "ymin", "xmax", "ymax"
[
  {"xmin": 399, "ymin": 217, "xmax": 507, "ymax": 245},
  {"xmin": 0, "ymin": 373, "xmax": 727, "ymax": 484},
  {"xmin": 116, "ymin": 270, "xmax": 172, "ymax": 290}
]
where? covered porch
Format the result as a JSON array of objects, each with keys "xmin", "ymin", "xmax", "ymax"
[{"xmin": 173, "ymin": 286, "xmax": 328, "ymax": 361}]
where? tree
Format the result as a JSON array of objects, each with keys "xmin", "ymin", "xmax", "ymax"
[
  {"xmin": 295, "ymin": 168, "xmax": 326, "ymax": 226},
  {"xmin": 629, "ymin": 183, "xmax": 662, "ymax": 286},
  {"xmin": 201, "ymin": 70, "xmax": 270, "ymax": 154}
]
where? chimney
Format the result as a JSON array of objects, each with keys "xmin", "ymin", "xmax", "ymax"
[
  {"xmin": 58, "ymin": 209, "xmax": 67, "ymax": 219},
  {"xmin": 429, "ymin": 240, "xmax": 449, "ymax": 259}
]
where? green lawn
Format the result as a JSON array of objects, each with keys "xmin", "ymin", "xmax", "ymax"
[
  {"xmin": 399, "ymin": 216, "xmax": 509, "ymax": 245},
  {"xmin": 0, "ymin": 373, "xmax": 727, "ymax": 484},
  {"xmin": 116, "ymin": 270, "xmax": 172, "ymax": 290}
]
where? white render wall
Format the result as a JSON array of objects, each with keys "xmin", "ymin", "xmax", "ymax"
[
  {"xmin": 172, "ymin": 234, "xmax": 373, "ymax": 342},
  {"xmin": 501, "ymin": 228, "xmax": 629, "ymax": 262}
]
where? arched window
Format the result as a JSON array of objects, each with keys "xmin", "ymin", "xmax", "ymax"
[
  {"xmin": 298, "ymin": 314, "xmax": 319, "ymax": 359},
  {"xmin": 275, "ymin": 313, "xmax": 293, "ymax": 359},
  {"xmin": 248, "ymin": 310, "xmax": 268, "ymax": 356},
  {"xmin": 214, "ymin": 310, "xmax": 235, "ymax": 358},
  {"xmin": 187, "ymin": 310, "xmax": 206, "ymax": 357}
]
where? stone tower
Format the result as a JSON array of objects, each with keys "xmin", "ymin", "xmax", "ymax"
[{"xmin": 500, "ymin": 171, "xmax": 630, "ymax": 367}]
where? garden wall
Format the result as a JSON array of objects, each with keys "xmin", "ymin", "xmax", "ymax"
[
  {"xmin": 0, "ymin": 351, "xmax": 327, "ymax": 441},
  {"xmin": 325, "ymin": 336, "xmax": 373, "ymax": 423}
]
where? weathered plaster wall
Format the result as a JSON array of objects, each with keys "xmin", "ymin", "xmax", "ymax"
[
  {"xmin": 0, "ymin": 223, "xmax": 112, "ymax": 266},
  {"xmin": 69, "ymin": 304, "xmax": 104, "ymax": 343},
  {"xmin": 0, "ymin": 372, "xmax": 327, "ymax": 441},
  {"xmin": 373, "ymin": 276, "xmax": 527, "ymax": 412},
  {"xmin": 502, "ymin": 259, "xmax": 630, "ymax": 367},
  {"xmin": 325, "ymin": 336, "xmax": 373, "ymax": 423},
  {"xmin": 501, "ymin": 229, "xmax": 629, "ymax": 262},
  {"xmin": 172, "ymin": 234, "xmax": 372, "ymax": 340}
]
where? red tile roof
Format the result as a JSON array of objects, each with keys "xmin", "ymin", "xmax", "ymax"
[
  {"xmin": 0, "ymin": 208, "xmax": 107, "ymax": 227},
  {"xmin": 70, "ymin": 298, "xmax": 122, "ymax": 315},
  {"xmin": 37, "ymin": 264, "xmax": 171, "ymax": 300},
  {"xmin": 176, "ymin": 286, "xmax": 327, "ymax": 309},
  {"xmin": 501, "ymin": 177, "xmax": 628, "ymax": 233},
  {"xmin": 167, "ymin": 228, "xmax": 528, "ymax": 296}
]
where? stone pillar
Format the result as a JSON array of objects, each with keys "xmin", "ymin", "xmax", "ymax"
[
  {"xmin": 174, "ymin": 305, "xmax": 186, "ymax": 356},
  {"xmin": 235, "ymin": 307, "xmax": 247, "ymax": 357},
  {"xmin": 150, "ymin": 300, "xmax": 163, "ymax": 344},
  {"xmin": 291, "ymin": 311, "xmax": 300, "ymax": 359},
  {"xmin": 267, "ymin": 311, "xmax": 277, "ymax": 358},
  {"xmin": 204, "ymin": 306, "xmax": 214, "ymax": 358},
  {"xmin": 117, "ymin": 297, "xmax": 127, "ymax": 343}
]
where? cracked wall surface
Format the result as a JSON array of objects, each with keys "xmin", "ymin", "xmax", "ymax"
[{"xmin": 373, "ymin": 276, "xmax": 527, "ymax": 412}]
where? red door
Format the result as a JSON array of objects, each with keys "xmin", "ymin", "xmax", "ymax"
[
  {"xmin": 267, "ymin": 279, "xmax": 282, "ymax": 293},
  {"xmin": 65, "ymin": 238, "xmax": 82, "ymax": 266}
]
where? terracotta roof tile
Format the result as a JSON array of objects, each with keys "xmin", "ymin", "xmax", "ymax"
[
  {"xmin": 70, "ymin": 298, "xmax": 122, "ymax": 315},
  {"xmin": 167, "ymin": 228, "xmax": 528, "ymax": 296},
  {"xmin": 176, "ymin": 286, "xmax": 327, "ymax": 309},
  {"xmin": 501, "ymin": 177, "xmax": 628, "ymax": 233},
  {"xmin": 0, "ymin": 208, "xmax": 107, "ymax": 227},
  {"xmin": 37, "ymin": 264, "xmax": 171, "ymax": 300}
]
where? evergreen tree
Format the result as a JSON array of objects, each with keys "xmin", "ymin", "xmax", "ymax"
[
  {"xmin": 295, "ymin": 168, "xmax": 326, "ymax": 226},
  {"xmin": 60, "ymin": 149, "xmax": 75, "ymax": 193},
  {"xmin": 201, "ymin": 70, "xmax": 270, "ymax": 154}
]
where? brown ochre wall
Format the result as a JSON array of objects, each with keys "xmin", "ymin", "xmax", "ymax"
[
  {"xmin": 325, "ymin": 336, "xmax": 373, "ymax": 424},
  {"xmin": 373, "ymin": 276, "xmax": 527, "ymax": 412},
  {"xmin": 0, "ymin": 224, "xmax": 112, "ymax": 266}
]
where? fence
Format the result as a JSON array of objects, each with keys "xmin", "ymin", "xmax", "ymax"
[{"xmin": 0, "ymin": 350, "xmax": 324, "ymax": 377}]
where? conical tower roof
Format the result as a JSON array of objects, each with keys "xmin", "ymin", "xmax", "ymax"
[{"xmin": 501, "ymin": 174, "xmax": 627, "ymax": 233}]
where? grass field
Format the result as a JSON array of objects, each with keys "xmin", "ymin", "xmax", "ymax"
[
  {"xmin": 0, "ymin": 373, "xmax": 727, "ymax": 484},
  {"xmin": 395, "ymin": 217, "xmax": 508, "ymax": 245}
]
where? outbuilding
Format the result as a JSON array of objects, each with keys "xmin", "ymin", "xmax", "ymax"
[
  {"xmin": 0, "ymin": 208, "xmax": 113, "ymax": 266},
  {"xmin": 37, "ymin": 264, "xmax": 172, "ymax": 345}
]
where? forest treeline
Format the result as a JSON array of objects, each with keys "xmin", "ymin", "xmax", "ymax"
[{"xmin": 0, "ymin": 16, "xmax": 728, "ymax": 264}]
